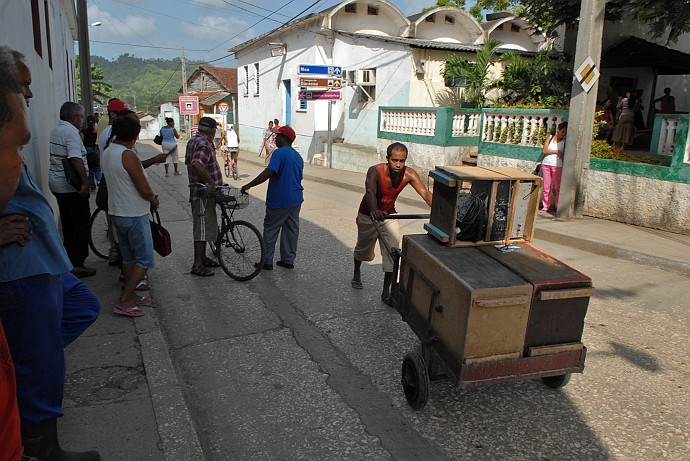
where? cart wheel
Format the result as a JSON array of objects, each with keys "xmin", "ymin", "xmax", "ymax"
[
  {"xmin": 542, "ymin": 373, "xmax": 572, "ymax": 389},
  {"xmin": 401, "ymin": 352, "xmax": 430, "ymax": 410}
]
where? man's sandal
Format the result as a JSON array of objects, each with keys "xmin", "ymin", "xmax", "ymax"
[
  {"xmin": 191, "ymin": 266, "xmax": 214, "ymax": 277},
  {"xmin": 202, "ymin": 258, "xmax": 221, "ymax": 268}
]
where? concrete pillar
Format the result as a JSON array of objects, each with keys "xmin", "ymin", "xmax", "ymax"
[
  {"xmin": 558, "ymin": 0, "xmax": 606, "ymax": 219},
  {"xmin": 77, "ymin": 0, "xmax": 93, "ymax": 116}
]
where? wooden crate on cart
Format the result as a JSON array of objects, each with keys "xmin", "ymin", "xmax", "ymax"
[{"xmin": 425, "ymin": 166, "xmax": 542, "ymax": 247}]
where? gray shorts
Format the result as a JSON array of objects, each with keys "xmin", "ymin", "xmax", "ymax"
[
  {"xmin": 191, "ymin": 198, "xmax": 218, "ymax": 242},
  {"xmin": 353, "ymin": 212, "xmax": 400, "ymax": 272}
]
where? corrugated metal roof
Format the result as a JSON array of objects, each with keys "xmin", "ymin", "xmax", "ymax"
[{"xmin": 200, "ymin": 91, "xmax": 231, "ymax": 106}]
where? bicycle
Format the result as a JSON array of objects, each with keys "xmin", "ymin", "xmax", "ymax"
[
  {"xmin": 220, "ymin": 146, "xmax": 239, "ymax": 181},
  {"xmin": 88, "ymin": 207, "xmax": 110, "ymax": 260},
  {"xmin": 190, "ymin": 183, "xmax": 265, "ymax": 281}
]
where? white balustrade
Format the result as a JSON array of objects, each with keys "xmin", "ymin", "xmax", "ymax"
[
  {"xmin": 380, "ymin": 109, "xmax": 436, "ymax": 137},
  {"xmin": 481, "ymin": 110, "xmax": 567, "ymax": 146},
  {"xmin": 451, "ymin": 112, "xmax": 480, "ymax": 136}
]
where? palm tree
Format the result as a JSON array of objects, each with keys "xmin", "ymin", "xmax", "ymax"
[{"xmin": 441, "ymin": 39, "xmax": 502, "ymax": 108}]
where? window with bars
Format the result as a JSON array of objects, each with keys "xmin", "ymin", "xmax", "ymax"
[
  {"xmin": 31, "ymin": 0, "xmax": 42, "ymax": 57},
  {"xmin": 254, "ymin": 63, "xmax": 260, "ymax": 96},
  {"xmin": 243, "ymin": 66, "xmax": 249, "ymax": 96}
]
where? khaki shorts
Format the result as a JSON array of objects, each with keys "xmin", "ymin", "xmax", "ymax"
[
  {"xmin": 191, "ymin": 198, "xmax": 218, "ymax": 242},
  {"xmin": 354, "ymin": 212, "xmax": 400, "ymax": 273}
]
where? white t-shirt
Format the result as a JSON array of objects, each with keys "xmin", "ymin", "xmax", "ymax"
[
  {"xmin": 100, "ymin": 143, "xmax": 150, "ymax": 217},
  {"xmin": 48, "ymin": 120, "xmax": 88, "ymax": 193},
  {"xmin": 542, "ymin": 135, "xmax": 565, "ymax": 168},
  {"xmin": 226, "ymin": 129, "xmax": 239, "ymax": 148}
]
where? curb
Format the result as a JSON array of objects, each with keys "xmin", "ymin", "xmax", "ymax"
[{"xmin": 135, "ymin": 309, "xmax": 205, "ymax": 461}]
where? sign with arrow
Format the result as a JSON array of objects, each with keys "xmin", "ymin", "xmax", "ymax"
[
  {"xmin": 298, "ymin": 90, "xmax": 341, "ymax": 101},
  {"xmin": 299, "ymin": 65, "xmax": 342, "ymax": 76},
  {"xmin": 299, "ymin": 77, "xmax": 342, "ymax": 88}
]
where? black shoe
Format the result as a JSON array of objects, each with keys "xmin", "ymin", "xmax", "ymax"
[
  {"xmin": 22, "ymin": 418, "xmax": 101, "ymax": 461},
  {"xmin": 276, "ymin": 261, "xmax": 294, "ymax": 269}
]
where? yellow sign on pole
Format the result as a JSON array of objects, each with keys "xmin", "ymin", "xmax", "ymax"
[{"xmin": 574, "ymin": 56, "xmax": 600, "ymax": 93}]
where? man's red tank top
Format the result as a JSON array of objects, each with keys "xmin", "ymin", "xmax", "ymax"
[{"xmin": 358, "ymin": 163, "xmax": 407, "ymax": 215}]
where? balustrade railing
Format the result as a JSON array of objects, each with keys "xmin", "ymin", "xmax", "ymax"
[
  {"xmin": 380, "ymin": 109, "xmax": 437, "ymax": 137},
  {"xmin": 481, "ymin": 109, "xmax": 568, "ymax": 147},
  {"xmin": 452, "ymin": 111, "xmax": 481, "ymax": 137},
  {"xmin": 657, "ymin": 116, "xmax": 678, "ymax": 156}
]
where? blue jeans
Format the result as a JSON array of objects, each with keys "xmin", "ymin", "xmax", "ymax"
[
  {"xmin": 0, "ymin": 272, "xmax": 100, "ymax": 424},
  {"xmin": 86, "ymin": 147, "xmax": 102, "ymax": 190},
  {"xmin": 112, "ymin": 214, "xmax": 155, "ymax": 269}
]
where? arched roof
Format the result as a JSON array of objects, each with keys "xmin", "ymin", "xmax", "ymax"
[
  {"xmin": 482, "ymin": 15, "xmax": 546, "ymax": 51},
  {"xmin": 324, "ymin": 0, "xmax": 410, "ymax": 37},
  {"xmin": 410, "ymin": 7, "xmax": 483, "ymax": 44}
]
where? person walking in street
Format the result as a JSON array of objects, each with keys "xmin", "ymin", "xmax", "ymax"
[
  {"xmin": 160, "ymin": 117, "xmax": 181, "ymax": 177},
  {"xmin": 49, "ymin": 101, "xmax": 97, "ymax": 278},
  {"xmin": 225, "ymin": 123, "xmax": 240, "ymax": 173},
  {"xmin": 186, "ymin": 116, "xmax": 223, "ymax": 276},
  {"xmin": 0, "ymin": 46, "xmax": 101, "ymax": 461},
  {"xmin": 101, "ymin": 115, "xmax": 159, "ymax": 317},
  {"xmin": 351, "ymin": 142, "xmax": 432, "ymax": 305},
  {"xmin": 262, "ymin": 120, "xmax": 276, "ymax": 166},
  {"xmin": 540, "ymin": 122, "xmax": 568, "ymax": 212},
  {"xmin": 241, "ymin": 125, "xmax": 303, "ymax": 270}
]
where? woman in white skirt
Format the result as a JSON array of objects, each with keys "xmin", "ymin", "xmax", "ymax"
[{"xmin": 160, "ymin": 117, "xmax": 181, "ymax": 176}]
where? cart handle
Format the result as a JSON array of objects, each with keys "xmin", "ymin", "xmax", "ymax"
[{"xmin": 383, "ymin": 213, "xmax": 430, "ymax": 220}]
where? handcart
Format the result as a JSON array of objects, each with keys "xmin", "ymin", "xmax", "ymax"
[{"xmin": 374, "ymin": 215, "xmax": 593, "ymax": 410}]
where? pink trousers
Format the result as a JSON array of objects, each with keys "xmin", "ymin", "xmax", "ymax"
[{"xmin": 541, "ymin": 165, "xmax": 562, "ymax": 211}]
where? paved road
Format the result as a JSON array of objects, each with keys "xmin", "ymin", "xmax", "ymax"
[{"xmin": 144, "ymin": 148, "xmax": 688, "ymax": 460}]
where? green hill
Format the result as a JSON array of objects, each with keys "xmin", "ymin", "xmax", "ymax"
[{"xmin": 92, "ymin": 54, "xmax": 204, "ymax": 114}]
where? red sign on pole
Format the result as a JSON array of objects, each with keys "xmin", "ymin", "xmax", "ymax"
[
  {"xmin": 217, "ymin": 102, "xmax": 230, "ymax": 114},
  {"xmin": 179, "ymin": 96, "xmax": 199, "ymax": 115}
]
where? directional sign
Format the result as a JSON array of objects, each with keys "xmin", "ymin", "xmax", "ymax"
[
  {"xmin": 299, "ymin": 77, "xmax": 342, "ymax": 89},
  {"xmin": 299, "ymin": 90, "xmax": 341, "ymax": 101},
  {"xmin": 299, "ymin": 64, "xmax": 342, "ymax": 76}
]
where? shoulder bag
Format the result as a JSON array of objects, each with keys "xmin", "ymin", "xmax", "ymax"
[
  {"xmin": 150, "ymin": 209, "xmax": 172, "ymax": 257},
  {"xmin": 62, "ymin": 157, "xmax": 83, "ymax": 190},
  {"xmin": 153, "ymin": 130, "xmax": 163, "ymax": 145}
]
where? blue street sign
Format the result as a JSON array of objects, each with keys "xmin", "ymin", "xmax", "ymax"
[{"xmin": 299, "ymin": 64, "xmax": 342, "ymax": 76}]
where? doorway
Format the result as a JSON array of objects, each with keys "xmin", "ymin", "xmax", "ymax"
[{"xmin": 283, "ymin": 79, "xmax": 291, "ymax": 126}]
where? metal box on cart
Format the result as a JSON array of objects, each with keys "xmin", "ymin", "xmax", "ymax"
[{"xmin": 424, "ymin": 166, "xmax": 542, "ymax": 247}]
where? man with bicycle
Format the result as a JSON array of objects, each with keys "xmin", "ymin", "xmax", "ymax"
[{"xmin": 186, "ymin": 116, "xmax": 223, "ymax": 276}]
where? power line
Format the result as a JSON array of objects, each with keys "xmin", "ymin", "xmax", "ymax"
[{"xmin": 91, "ymin": 40, "xmax": 207, "ymax": 51}]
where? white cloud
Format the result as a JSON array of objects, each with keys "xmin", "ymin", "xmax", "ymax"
[
  {"xmin": 180, "ymin": 15, "xmax": 255, "ymax": 45},
  {"xmin": 87, "ymin": 4, "xmax": 157, "ymax": 42}
]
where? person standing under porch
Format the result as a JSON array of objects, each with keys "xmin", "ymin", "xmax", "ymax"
[{"xmin": 540, "ymin": 122, "xmax": 568, "ymax": 213}]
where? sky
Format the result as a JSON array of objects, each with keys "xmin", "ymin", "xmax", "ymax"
[{"xmin": 86, "ymin": 0, "xmax": 479, "ymax": 66}]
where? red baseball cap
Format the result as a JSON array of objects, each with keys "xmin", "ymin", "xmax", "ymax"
[
  {"xmin": 272, "ymin": 125, "xmax": 295, "ymax": 141},
  {"xmin": 107, "ymin": 99, "xmax": 128, "ymax": 112}
]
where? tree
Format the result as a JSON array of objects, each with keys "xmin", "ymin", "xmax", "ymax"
[
  {"xmin": 76, "ymin": 60, "xmax": 112, "ymax": 106},
  {"xmin": 470, "ymin": 0, "xmax": 690, "ymax": 44},
  {"xmin": 424, "ymin": 0, "xmax": 466, "ymax": 13},
  {"xmin": 496, "ymin": 50, "xmax": 572, "ymax": 105},
  {"xmin": 442, "ymin": 39, "xmax": 502, "ymax": 107}
]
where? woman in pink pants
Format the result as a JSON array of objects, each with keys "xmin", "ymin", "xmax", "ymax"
[{"xmin": 540, "ymin": 122, "xmax": 568, "ymax": 212}]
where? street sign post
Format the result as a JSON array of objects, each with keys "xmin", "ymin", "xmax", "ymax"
[
  {"xmin": 299, "ymin": 65, "xmax": 342, "ymax": 76},
  {"xmin": 179, "ymin": 96, "xmax": 199, "ymax": 115},
  {"xmin": 298, "ymin": 90, "xmax": 341, "ymax": 101},
  {"xmin": 299, "ymin": 77, "xmax": 342, "ymax": 89}
]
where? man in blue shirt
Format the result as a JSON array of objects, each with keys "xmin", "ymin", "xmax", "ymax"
[
  {"xmin": 241, "ymin": 125, "xmax": 304, "ymax": 270},
  {"xmin": 0, "ymin": 47, "xmax": 101, "ymax": 461}
]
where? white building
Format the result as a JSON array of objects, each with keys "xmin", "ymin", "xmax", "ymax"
[
  {"xmin": 230, "ymin": 1, "xmax": 541, "ymax": 164},
  {"xmin": 1, "ymin": 0, "xmax": 79, "ymax": 193}
]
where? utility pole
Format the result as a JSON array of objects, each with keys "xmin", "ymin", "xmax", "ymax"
[
  {"xmin": 77, "ymin": 0, "xmax": 93, "ymax": 116},
  {"xmin": 181, "ymin": 47, "xmax": 188, "ymax": 136},
  {"xmin": 558, "ymin": 0, "xmax": 606, "ymax": 219}
]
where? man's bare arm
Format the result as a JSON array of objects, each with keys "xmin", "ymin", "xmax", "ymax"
[
  {"xmin": 364, "ymin": 165, "xmax": 386, "ymax": 220},
  {"xmin": 407, "ymin": 169, "xmax": 432, "ymax": 207}
]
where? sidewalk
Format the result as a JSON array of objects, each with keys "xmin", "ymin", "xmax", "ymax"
[
  {"xmin": 241, "ymin": 151, "xmax": 690, "ymax": 276},
  {"xmin": 59, "ymin": 143, "xmax": 689, "ymax": 460}
]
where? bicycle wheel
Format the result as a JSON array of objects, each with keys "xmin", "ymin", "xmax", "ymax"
[
  {"xmin": 224, "ymin": 161, "xmax": 231, "ymax": 178},
  {"xmin": 89, "ymin": 208, "xmax": 110, "ymax": 259},
  {"xmin": 216, "ymin": 220, "xmax": 265, "ymax": 281},
  {"xmin": 232, "ymin": 162, "xmax": 239, "ymax": 181}
]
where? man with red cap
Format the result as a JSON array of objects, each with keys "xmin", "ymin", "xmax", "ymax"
[{"xmin": 241, "ymin": 125, "xmax": 303, "ymax": 270}]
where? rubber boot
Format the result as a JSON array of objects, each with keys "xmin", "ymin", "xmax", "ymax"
[{"xmin": 21, "ymin": 419, "xmax": 101, "ymax": 461}]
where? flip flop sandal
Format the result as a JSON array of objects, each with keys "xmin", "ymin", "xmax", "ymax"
[
  {"xmin": 135, "ymin": 282, "xmax": 151, "ymax": 291},
  {"xmin": 134, "ymin": 296, "xmax": 151, "ymax": 306},
  {"xmin": 113, "ymin": 305, "xmax": 145, "ymax": 317},
  {"xmin": 381, "ymin": 295, "xmax": 394, "ymax": 307},
  {"xmin": 191, "ymin": 266, "xmax": 214, "ymax": 277},
  {"xmin": 351, "ymin": 279, "xmax": 363, "ymax": 289},
  {"xmin": 202, "ymin": 258, "xmax": 221, "ymax": 267}
]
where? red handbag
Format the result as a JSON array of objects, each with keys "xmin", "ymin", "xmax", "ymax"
[{"xmin": 150, "ymin": 210, "xmax": 172, "ymax": 257}]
